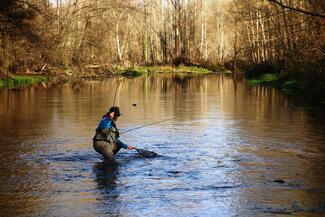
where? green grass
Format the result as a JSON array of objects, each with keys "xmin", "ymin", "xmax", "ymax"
[
  {"xmin": 176, "ymin": 65, "xmax": 211, "ymax": 74},
  {"xmin": 247, "ymin": 73, "xmax": 301, "ymax": 96},
  {"xmin": 247, "ymin": 73, "xmax": 280, "ymax": 85},
  {"xmin": 282, "ymin": 80, "xmax": 297, "ymax": 89},
  {"xmin": 118, "ymin": 65, "xmax": 212, "ymax": 77},
  {"xmin": 0, "ymin": 76, "xmax": 48, "ymax": 88},
  {"xmin": 120, "ymin": 67, "xmax": 149, "ymax": 77}
]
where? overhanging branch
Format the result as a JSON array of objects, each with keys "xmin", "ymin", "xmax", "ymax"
[{"xmin": 268, "ymin": 0, "xmax": 325, "ymax": 18}]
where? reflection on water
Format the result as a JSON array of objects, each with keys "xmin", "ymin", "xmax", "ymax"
[
  {"xmin": 0, "ymin": 73, "xmax": 324, "ymax": 216},
  {"xmin": 93, "ymin": 163, "xmax": 121, "ymax": 216}
]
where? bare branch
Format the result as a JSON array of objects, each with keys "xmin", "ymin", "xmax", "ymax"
[{"xmin": 268, "ymin": 0, "xmax": 325, "ymax": 18}]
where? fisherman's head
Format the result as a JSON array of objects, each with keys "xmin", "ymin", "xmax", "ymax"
[{"xmin": 108, "ymin": 106, "xmax": 121, "ymax": 121}]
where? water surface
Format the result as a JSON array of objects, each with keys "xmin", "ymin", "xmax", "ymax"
[{"xmin": 0, "ymin": 74, "xmax": 324, "ymax": 216}]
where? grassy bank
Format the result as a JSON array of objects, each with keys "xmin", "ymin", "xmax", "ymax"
[
  {"xmin": 245, "ymin": 62, "xmax": 325, "ymax": 105},
  {"xmin": 0, "ymin": 64, "xmax": 216, "ymax": 89},
  {"xmin": 117, "ymin": 65, "xmax": 212, "ymax": 77},
  {"xmin": 247, "ymin": 73, "xmax": 298, "ymax": 93},
  {"xmin": 0, "ymin": 75, "xmax": 48, "ymax": 88}
]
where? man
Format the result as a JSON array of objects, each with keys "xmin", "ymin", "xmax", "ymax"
[{"xmin": 93, "ymin": 106, "xmax": 133, "ymax": 163}]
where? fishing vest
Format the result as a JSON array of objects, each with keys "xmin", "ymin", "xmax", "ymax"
[{"xmin": 94, "ymin": 118, "xmax": 119, "ymax": 143}]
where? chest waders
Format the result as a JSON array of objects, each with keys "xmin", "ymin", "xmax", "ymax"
[{"xmin": 93, "ymin": 120, "xmax": 120, "ymax": 163}]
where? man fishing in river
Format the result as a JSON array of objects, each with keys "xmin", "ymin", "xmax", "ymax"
[{"xmin": 93, "ymin": 106, "xmax": 134, "ymax": 163}]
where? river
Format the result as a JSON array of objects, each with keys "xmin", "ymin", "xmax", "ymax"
[{"xmin": 0, "ymin": 73, "xmax": 324, "ymax": 216}]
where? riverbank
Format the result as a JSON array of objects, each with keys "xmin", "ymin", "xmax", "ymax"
[
  {"xmin": 117, "ymin": 65, "xmax": 214, "ymax": 77},
  {"xmin": 0, "ymin": 75, "xmax": 48, "ymax": 88},
  {"xmin": 0, "ymin": 64, "xmax": 220, "ymax": 89},
  {"xmin": 243, "ymin": 60, "xmax": 325, "ymax": 106},
  {"xmin": 247, "ymin": 73, "xmax": 297, "ymax": 93},
  {"xmin": 246, "ymin": 73, "xmax": 325, "ymax": 106}
]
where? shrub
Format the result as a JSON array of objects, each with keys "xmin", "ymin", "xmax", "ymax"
[
  {"xmin": 285, "ymin": 58, "xmax": 325, "ymax": 97},
  {"xmin": 245, "ymin": 61, "xmax": 280, "ymax": 79},
  {"xmin": 247, "ymin": 73, "xmax": 280, "ymax": 85},
  {"xmin": 121, "ymin": 67, "xmax": 148, "ymax": 77},
  {"xmin": 200, "ymin": 61, "xmax": 226, "ymax": 72},
  {"xmin": 173, "ymin": 56, "xmax": 191, "ymax": 66}
]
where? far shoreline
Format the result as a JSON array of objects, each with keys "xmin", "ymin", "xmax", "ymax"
[{"xmin": 0, "ymin": 64, "xmax": 225, "ymax": 89}]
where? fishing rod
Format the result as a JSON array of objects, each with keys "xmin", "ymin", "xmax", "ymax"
[
  {"xmin": 110, "ymin": 78, "xmax": 169, "ymax": 157},
  {"xmin": 120, "ymin": 118, "xmax": 173, "ymax": 135},
  {"xmin": 112, "ymin": 78, "xmax": 121, "ymax": 107}
]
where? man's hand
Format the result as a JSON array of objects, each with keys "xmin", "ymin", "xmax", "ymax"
[{"xmin": 127, "ymin": 145, "xmax": 134, "ymax": 150}]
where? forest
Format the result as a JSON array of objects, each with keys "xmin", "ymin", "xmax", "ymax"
[{"xmin": 0, "ymin": 0, "xmax": 324, "ymax": 100}]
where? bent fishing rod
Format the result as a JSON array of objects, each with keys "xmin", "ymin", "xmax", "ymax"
[{"xmin": 120, "ymin": 118, "xmax": 173, "ymax": 135}]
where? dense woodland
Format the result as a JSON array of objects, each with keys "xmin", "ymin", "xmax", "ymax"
[{"xmin": 0, "ymin": 0, "xmax": 324, "ymax": 96}]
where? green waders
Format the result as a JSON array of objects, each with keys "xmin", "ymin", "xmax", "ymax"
[
  {"xmin": 93, "ymin": 119, "xmax": 121, "ymax": 163},
  {"xmin": 93, "ymin": 140, "xmax": 121, "ymax": 164}
]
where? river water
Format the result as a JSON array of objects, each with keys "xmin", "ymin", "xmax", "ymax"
[{"xmin": 0, "ymin": 73, "xmax": 324, "ymax": 217}]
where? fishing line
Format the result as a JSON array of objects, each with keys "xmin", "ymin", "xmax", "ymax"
[{"xmin": 120, "ymin": 118, "xmax": 173, "ymax": 135}]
